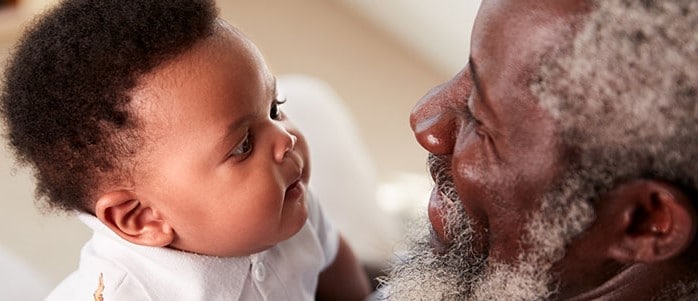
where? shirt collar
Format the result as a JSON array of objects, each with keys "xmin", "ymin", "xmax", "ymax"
[{"xmin": 79, "ymin": 213, "xmax": 251, "ymax": 300}]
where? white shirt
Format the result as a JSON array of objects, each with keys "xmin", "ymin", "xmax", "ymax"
[{"xmin": 45, "ymin": 192, "xmax": 339, "ymax": 301}]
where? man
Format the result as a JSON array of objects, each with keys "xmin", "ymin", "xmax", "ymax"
[{"xmin": 381, "ymin": 0, "xmax": 697, "ymax": 300}]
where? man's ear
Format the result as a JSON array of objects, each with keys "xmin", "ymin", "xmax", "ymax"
[
  {"xmin": 601, "ymin": 180, "xmax": 696, "ymax": 263},
  {"xmin": 94, "ymin": 190, "xmax": 174, "ymax": 247}
]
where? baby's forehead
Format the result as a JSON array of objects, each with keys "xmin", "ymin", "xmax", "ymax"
[{"xmin": 128, "ymin": 21, "xmax": 272, "ymax": 123}]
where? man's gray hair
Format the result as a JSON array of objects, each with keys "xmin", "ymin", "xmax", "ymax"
[{"xmin": 533, "ymin": 0, "xmax": 698, "ymax": 199}]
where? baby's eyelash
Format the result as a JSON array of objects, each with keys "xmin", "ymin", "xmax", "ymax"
[{"xmin": 228, "ymin": 132, "xmax": 253, "ymax": 160}]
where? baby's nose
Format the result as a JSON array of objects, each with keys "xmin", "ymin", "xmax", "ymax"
[{"xmin": 274, "ymin": 126, "xmax": 297, "ymax": 162}]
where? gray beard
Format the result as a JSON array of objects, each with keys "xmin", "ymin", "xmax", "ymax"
[
  {"xmin": 378, "ymin": 198, "xmax": 485, "ymax": 300},
  {"xmin": 379, "ymin": 155, "xmax": 596, "ymax": 301}
]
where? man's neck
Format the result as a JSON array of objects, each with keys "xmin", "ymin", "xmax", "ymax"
[{"xmin": 565, "ymin": 260, "xmax": 698, "ymax": 300}]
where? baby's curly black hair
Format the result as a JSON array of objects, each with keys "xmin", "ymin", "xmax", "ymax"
[{"xmin": 0, "ymin": 0, "xmax": 218, "ymax": 213}]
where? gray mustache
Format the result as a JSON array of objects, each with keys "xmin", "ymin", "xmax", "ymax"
[{"xmin": 427, "ymin": 154, "xmax": 460, "ymax": 204}]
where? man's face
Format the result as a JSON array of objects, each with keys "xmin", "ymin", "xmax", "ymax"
[
  {"xmin": 414, "ymin": 0, "xmax": 589, "ymax": 265},
  {"xmin": 128, "ymin": 21, "xmax": 311, "ymax": 257},
  {"xmin": 388, "ymin": 0, "xmax": 594, "ymax": 299}
]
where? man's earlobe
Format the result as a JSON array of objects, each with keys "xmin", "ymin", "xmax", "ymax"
[
  {"xmin": 95, "ymin": 190, "xmax": 174, "ymax": 247},
  {"xmin": 604, "ymin": 180, "xmax": 696, "ymax": 263}
]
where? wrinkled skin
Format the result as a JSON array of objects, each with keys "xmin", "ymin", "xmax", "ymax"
[
  {"xmin": 403, "ymin": 0, "xmax": 698, "ymax": 300},
  {"xmin": 412, "ymin": 0, "xmax": 586, "ymax": 272}
]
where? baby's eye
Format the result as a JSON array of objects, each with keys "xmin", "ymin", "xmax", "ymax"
[
  {"xmin": 270, "ymin": 97, "xmax": 286, "ymax": 120},
  {"xmin": 230, "ymin": 132, "xmax": 253, "ymax": 159}
]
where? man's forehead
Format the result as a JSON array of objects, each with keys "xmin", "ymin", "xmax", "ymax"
[
  {"xmin": 471, "ymin": 0, "xmax": 588, "ymax": 94},
  {"xmin": 473, "ymin": 1, "xmax": 585, "ymax": 55}
]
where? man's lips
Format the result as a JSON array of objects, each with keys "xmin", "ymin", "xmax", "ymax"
[
  {"xmin": 427, "ymin": 153, "xmax": 458, "ymax": 252},
  {"xmin": 428, "ymin": 154, "xmax": 452, "ymax": 186},
  {"xmin": 429, "ymin": 186, "xmax": 451, "ymax": 253}
]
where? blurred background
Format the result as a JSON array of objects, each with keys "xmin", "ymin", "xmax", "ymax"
[{"xmin": 0, "ymin": 0, "xmax": 479, "ymax": 297}]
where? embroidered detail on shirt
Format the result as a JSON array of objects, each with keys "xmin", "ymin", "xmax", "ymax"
[{"xmin": 94, "ymin": 273, "xmax": 104, "ymax": 301}]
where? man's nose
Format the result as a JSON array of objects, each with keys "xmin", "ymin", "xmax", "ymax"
[
  {"xmin": 410, "ymin": 84, "xmax": 458, "ymax": 155},
  {"xmin": 272, "ymin": 124, "xmax": 297, "ymax": 163}
]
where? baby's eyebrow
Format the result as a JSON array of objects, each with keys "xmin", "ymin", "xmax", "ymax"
[
  {"xmin": 227, "ymin": 114, "xmax": 255, "ymax": 133},
  {"xmin": 215, "ymin": 113, "xmax": 254, "ymax": 157}
]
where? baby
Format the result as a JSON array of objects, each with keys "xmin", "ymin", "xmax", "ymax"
[{"xmin": 0, "ymin": 0, "xmax": 370, "ymax": 300}]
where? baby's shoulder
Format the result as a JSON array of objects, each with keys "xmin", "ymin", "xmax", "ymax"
[{"xmin": 45, "ymin": 256, "xmax": 151, "ymax": 301}]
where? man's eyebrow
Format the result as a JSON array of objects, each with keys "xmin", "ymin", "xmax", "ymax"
[
  {"xmin": 468, "ymin": 57, "xmax": 496, "ymax": 120},
  {"xmin": 468, "ymin": 57, "xmax": 485, "ymax": 103}
]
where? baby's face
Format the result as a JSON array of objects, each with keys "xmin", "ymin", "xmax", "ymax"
[{"xmin": 129, "ymin": 21, "xmax": 311, "ymax": 257}]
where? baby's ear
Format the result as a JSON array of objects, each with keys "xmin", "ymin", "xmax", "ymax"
[
  {"xmin": 602, "ymin": 180, "xmax": 697, "ymax": 263},
  {"xmin": 95, "ymin": 190, "xmax": 174, "ymax": 247}
]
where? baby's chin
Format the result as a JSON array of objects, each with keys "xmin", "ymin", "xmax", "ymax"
[{"xmin": 174, "ymin": 220, "xmax": 309, "ymax": 258}]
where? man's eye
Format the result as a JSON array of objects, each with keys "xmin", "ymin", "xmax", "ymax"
[
  {"xmin": 464, "ymin": 106, "xmax": 477, "ymax": 124},
  {"xmin": 270, "ymin": 97, "xmax": 286, "ymax": 120},
  {"xmin": 230, "ymin": 132, "xmax": 253, "ymax": 158}
]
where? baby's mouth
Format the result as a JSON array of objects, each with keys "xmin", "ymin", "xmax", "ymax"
[{"xmin": 284, "ymin": 172, "xmax": 305, "ymax": 203}]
